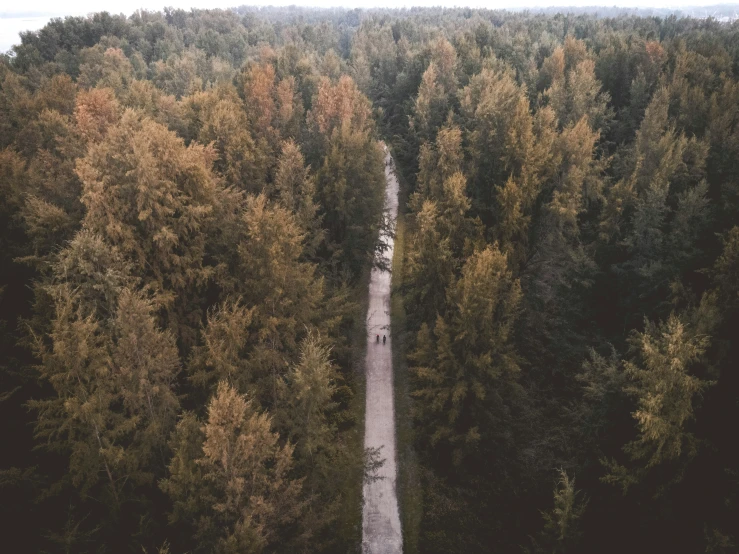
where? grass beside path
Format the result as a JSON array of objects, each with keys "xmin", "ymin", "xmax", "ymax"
[{"xmin": 390, "ymin": 160, "xmax": 422, "ymax": 554}]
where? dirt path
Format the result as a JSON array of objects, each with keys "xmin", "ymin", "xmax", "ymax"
[{"xmin": 362, "ymin": 148, "xmax": 403, "ymax": 554}]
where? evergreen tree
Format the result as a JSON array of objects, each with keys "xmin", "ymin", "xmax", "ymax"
[
  {"xmin": 274, "ymin": 140, "xmax": 324, "ymax": 256},
  {"xmin": 542, "ymin": 37, "xmax": 613, "ymax": 131},
  {"xmin": 534, "ymin": 470, "xmax": 588, "ymax": 554},
  {"xmin": 185, "ymin": 86, "xmax": 267, "ymax": 192},
  {"xmin": 29, "ymin": 282, "xmax": 180, "ymax": 527},
  {"xmin": 161, "ymin": 381, "xmax": 303, "ymax": 553},
  {"xmin": 410, "ymin": 245, "xmax": 521, "ymax": 467},
  {"xmin": 76, "ymin": 110, "xmax": 221, "ymax": 346},
  {"xmin": 604, "ymin": 314, "xmax": 713, "ymax": 493}
]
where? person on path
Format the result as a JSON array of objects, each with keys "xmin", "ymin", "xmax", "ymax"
[
  {"xmin": 376, "ymin": 334, "xmax": 380, "ymax": 343},
  {"xmin": 382, "ymin": 335, "xmax": 386, "ymax": 344}
]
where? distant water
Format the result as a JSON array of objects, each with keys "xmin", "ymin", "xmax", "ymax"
[{"xmin": 0, "ymin": 16, "xmax": 52, "ymax": 53}]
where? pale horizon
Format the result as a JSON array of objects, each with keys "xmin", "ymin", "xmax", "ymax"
[
  {"xmin": 2, "ymin": 1, "xmax": 739, "ymax": 52},
  {"xmin": 4, "ymin": 0, "xmax": 739, "ymax": 17}
]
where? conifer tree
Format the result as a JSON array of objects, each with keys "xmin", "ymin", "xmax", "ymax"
[
  {"xmin": 412, "ymin": 38, "xmax": 458, "ymax": 143},
  {"xmin": 279, "ymin": 334, "xmax": 339, "ymax": 468},
  {"xmin": 226, "ymin": 194, "xmax": 327, "ymax": 405},
  {"xmin": 52, "ymin": 230, "xmax": 133, "ymax": 319},
  {"xmin": 707, "ymin": 80, "xmax": 739, "ymax": 222},
  {"xmin": 712, "ymin": 226, "xmax": 739, "ymax": 306},
  {"xmin": 6, "ymin": 103, "xmax": 86, "ymax": 265},
  {"xmin": 541, "ymin": 37, "xmax": 613, "ymax": 131},
  {"xmin": 314, "ymin": 122, "xmax": 385, "ymax": 277},
  {"xmin": 161, "ymin": 381, "xmax": 303, "ymax": 553},
  {"xmin": 413, "ymin": 63, "xmax": 448, "ymax": 142},
  {"xmin": 187, "ymin": 87, "xmax": 267, "ymax": 191},
  {"xmin": 111, "ymin": 289, "xmax": 181, "ymax": 468},
  {"xmin": 76, "ymin": 110, "xmax": 221, "ymax": 345},
  {"xmin": 603, "ymin": 87, "xmax": 709, "ymax": 321},
  {"xmin": 411, "ymin": 245, "xmax": 521, "ymax": 466},
  {"xmin": 274, "ymin": 140, "xmax": 324, "ymax": 256},
  {"xmin": 189, "ymin": 299, "xmax": 254, "ymax": 392},
  {"xmin": 460, "ymin": 65, "xmax": 556, "ymax": 225},
  {"xmin": 412, "ymin": 122, "xmax": 465, "ymax": 209},
  {"xmin": 603, "ymin": 314, "xmax": 713, "ymax": 493},
  {"xmin": 29, "ymin": 285, "xmax": 122, "ymax": 502},
  {"xmin": 74, "ymin": 87, "xmax": 120, "ymax": 144},
  {"xmin": 29, "ymin": 283, "xmax": 180, "ymax": 510},
  {"xmin": 77, "ymin": 46, "xmax": 135, "ymax": 92},
  {"xmin": 529, "ymin": 470, "xmax": 588, "ymax": 554},
  {"xmin": 405, "ymin": 200, "xmax": 456, "ymax": 328}
]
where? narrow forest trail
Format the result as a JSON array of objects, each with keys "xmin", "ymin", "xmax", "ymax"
[{"xmin": 362, "ymin": 147, "xmax": 403, "ymax": 554}]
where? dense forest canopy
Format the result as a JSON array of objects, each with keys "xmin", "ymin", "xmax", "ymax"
[{"xmin": 1, "ymin": 4, "xmax": 739, "ymax": 553}]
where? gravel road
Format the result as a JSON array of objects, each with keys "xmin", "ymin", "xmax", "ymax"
[{"xmin": 362, "ymin": 148, "xmax": 403, "ymax": 554}]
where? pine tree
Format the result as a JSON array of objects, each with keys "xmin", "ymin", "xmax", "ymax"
[
  {"xmin": 8, "ymin": 104, "xmax": 86, "ymax": 265},
  {"xmin": 531, "ymin": 470, "xmax": 588, "ymax": 554},
  {"xmin": 77, "ymin": 46, "xmax": 135, "ymax": 92},
  {"xmin": 603, "ymin": 86, "xmax": 709, "ymax": 321},
  {"xmin": 603, "ymin": 314, "xmax": 713, "ymax": 493},
  {"xmin": 187, "ymin": 86, "xmax": 267, "ymax": 192},
  {"xmin": 241, "ymin": 62, "xmax": 278, "ymax": 142},
  {"xmin": 707, "ymin": 79, "xmax": 739, "ymax": 223},
  {"xmin": 712, "ymin": 226, "xmax": 739, "ymax": 306},
  {"xmin": 74, "ymin": 87, "xmax": 120, "ymax": 144},
  {"xmin": 189, "ymin": 299, "xmax": 255, "ymax": 392},
  {"xmin": 413, "ymin": 63, "xmax": 448, "ymax": 142},
  {"xmin": 313, "ymin": 123, "xmax": 385, "ymax": 278},
  {"xmin": 460, "ymin": 65, "xmax": 556, "ymax": 226},
  {"xmin": 29, "ymin": 285, "xmax": 123, "ymax": 503},
  {"xmin": 274, "ymin": 140, "xmax": 324, "ymax": 257},
  {"xmin": 228, "ymin": 194, "xmax": 326, "ymax": 406},
  {"xmin": 111, "ymin": 288, "xmax": 181, "ymax": 471},
  {"xmin": 405, "ymin": 200, "xmax": 456, "ymax": 328},
  {"xmin": 528, "ymin": 115, "xmax": 603, "ymax": 286},
  {"xmin": 412, "ymin": 122, "xmax": 465, "ymax": 209},
  {"xmin": 161, "ymin": 381, "xmax": 303, "ymax": 553},
  {"xmin": 29, "ymin": 283, "xmax": 180, "ymax": 507},
  {"xmin": 494, "ymin": 103, "xmax": 558, "ymax": 268},
  {"xmin": 459, "ymin": 65, "xmax": 523, "ymax": 194},
  {"xmin": 410, "ymin": 245, "xmax": 521, "ymax": 466},
  {"xmin": 52, "ymin": 230, "xmax": 133, "ymax": 319},
  {"xmin": 516, "ymin": 116, "xmax": 603, "ymax": 381},
  {"xmin": 541, "ymin": 37, "xmax": 613, "ymax": 131},
  {"xmin": 310, "ymin": 75, "xmax": 373, "ymax": 139},
  {"xmin": 279, "ymin": 334, "xmax": 338, "ymax": 466},
  {"xmin": 76, "ymin": 110, "xmax": 221, "ymax": 345}
]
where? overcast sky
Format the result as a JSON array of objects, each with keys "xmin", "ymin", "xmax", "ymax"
[
  {"xmin": 3, "ymin": 0, "xmax": 739, "ymax": 52},
  {"xmin": 3, "ymin": 0, "xmax": 739, "ymax": 17}
]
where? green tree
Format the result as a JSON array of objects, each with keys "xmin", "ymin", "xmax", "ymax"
[
  {"xmin": 29, "ymin": 283, "xmax": 180, "ymax": 509},
  {"xmin": 603, "ymin": 86, "xmax": 709, "ymax": 323},
  {"xmin": 604, "ymin": 314, "xmax": 713, "ymax": 493},
  {"xmin": 528, "ymin": 469, "xmax": 588, "ymax": 554},
  {"xmin": 189, "ymin": 299, "xmax": 255, "ymax": 392},
  {"xmin": 410, "ymin": 245, "xmax": 521, "ymax": 466},
  {"xmin": 541, "ymin": 37, "xmax": 613, "ymax": 131},
  {"xmin": 314, "ymin": 123, "xmax": 385, "ymax": 277},
  {"xmin": 76, "ymin": 110, "xmax": 221, "ymax": 345},
  {"xmin": 460, "ymin": 65, "xmax": 557, "ymax": 226},
  {"xmin": 184, "ymin": 86, "xmax": 267, "ymax": 192},
  {"xmin": 274, "ymin": 139, "xmax": 324, "ymax": 257},
  {"xmin": 161, "ymin": 381, "xmax": 303, "ymax": 553},
  {"xmin": 279, "ymin": 334, "xmax": 338, "ymax": 466}
]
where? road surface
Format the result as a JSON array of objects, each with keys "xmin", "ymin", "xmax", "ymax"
[{"xmin": 362, "ymin": 147, "xmax": 403, "ymax": 554}]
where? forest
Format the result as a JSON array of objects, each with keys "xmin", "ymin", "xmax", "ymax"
[{"xmin": 1, "ymin": 5, "xmax": 739, "ymax": 553}]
